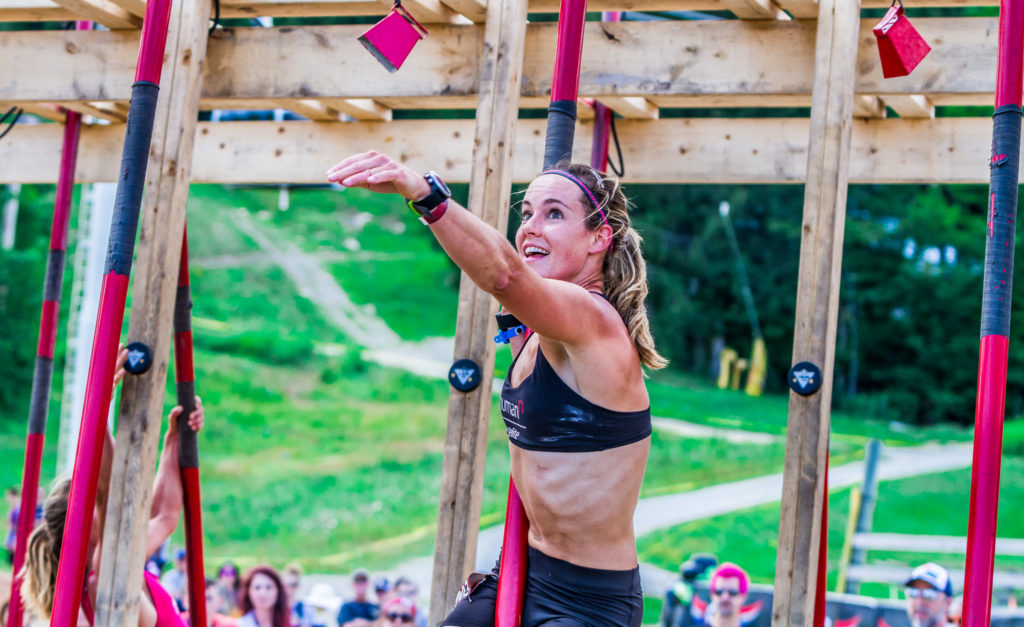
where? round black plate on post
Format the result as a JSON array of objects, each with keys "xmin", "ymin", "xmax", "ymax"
[
  {"xmin": 788, "ymin": 361, "xmax": 823, "ymax": 396},
  {"xmin": 124, "ymin": 341, "xmax": 154, "ymax": 375},
  {"xmin": 449, "ymin": 358, "xmax": 482, "ymax": 392}
]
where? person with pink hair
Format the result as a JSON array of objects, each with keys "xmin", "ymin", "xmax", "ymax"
[{"xmin": 705, "ymin": 563, "xmax": 749, "ymax": 627}]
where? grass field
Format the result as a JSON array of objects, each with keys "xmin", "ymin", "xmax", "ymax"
[
  {"xmin": 2, "ymin": 182, "xmax": 1015, "ymax": 615},
  {"xmin": 638, "ymin": 458, "xmax": 1024, "ymax": 598}
]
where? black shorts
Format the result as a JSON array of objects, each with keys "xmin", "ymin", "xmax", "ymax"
[{"xmin": 441, "ymin": 547, "xmax": 643, "ymax": 627}]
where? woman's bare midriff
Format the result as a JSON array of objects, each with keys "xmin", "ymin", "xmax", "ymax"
[{"xmin": 510, "ymin": 438, "xmax": 649, "ymax": 571}]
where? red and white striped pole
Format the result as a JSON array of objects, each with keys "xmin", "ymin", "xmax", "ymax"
[
  {"xmin": 6, "ymin": 23, "xmax": 90, "ymax": 626},
  {"xmin": 50, "ymin": 0, "xmax": 175, "ymax": 622},
  {"xmin": 963, "ymin": 2, "xmax": 1024, "ymax": 625}
]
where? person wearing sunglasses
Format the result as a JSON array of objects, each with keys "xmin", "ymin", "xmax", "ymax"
[
  {"xmin": 904, "ymin": 563, "xmax": 955, "ymax": 627},
  {"xmin": 704, "ymin": 563, "xmax": 749, "ymax": 627},
  {"xmin": 377, "ymin": 597, "xmax": 416, "ymax": 627}
]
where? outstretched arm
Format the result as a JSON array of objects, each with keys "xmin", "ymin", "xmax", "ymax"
[
  {"xmin": 326, "ymin": 153, "xmax": 617, "ymax": 345},
  {"xmin": 145, "ymin": 398, "xmax": 204, "ymax": 559}
]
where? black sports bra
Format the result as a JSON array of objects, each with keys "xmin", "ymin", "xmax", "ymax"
[{"xmin": 499, "ymin": 335, "xmax": 652, "ymax": 453}]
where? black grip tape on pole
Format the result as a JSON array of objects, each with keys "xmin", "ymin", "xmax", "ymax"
[
  {"xmin": 981, "ymin": 105, "xmax": 1023, "ymax": 338},
  {"xmin": 104, "ymin": 81, "xmax": 160, "ymax": 276},
  {"xmin": 44, "ymin": 250, "xmax": 66, "ymax": 302},
  {"xmin": 175, "ymin": 380, "xmax": 199, "ymax": 469},
  {"xmin": 544, "ymin": 100, "xmax": 578, "ymax": 170},
  {"xmin": 173, "ymin": 285, "xmax": 192, "ymax": 333},
  {"xmin": 28, "ymin": 357, "xmax": 54, "ymax": 435}
]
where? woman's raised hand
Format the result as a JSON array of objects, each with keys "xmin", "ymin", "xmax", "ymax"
[
  {"xmin": 326, "ymin": 151, "xmax": 431, "ymax": 200},
  {"xmin": 167, "ymin": 396, "xmax": 204, "ymax": 438},
  {"xmin": 111, "ymin": 343, "xmax": 129, "ymax": 393}
]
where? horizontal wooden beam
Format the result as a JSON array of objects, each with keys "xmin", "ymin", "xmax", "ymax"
[
  {"xmin": 49, "ymin": 0, "xmax": 139, "ymax": 28},
  {"xmin": 61, "ymin": 100, "xmax": 127, "ymax": 121},
  {"xmin": 0, "ymin": 0, "xmax": 1001, "ymax": 23},
  {"xmin": 439, "ymin": 0, "xmax": 485, "ymax": 22},
  {"xmin": 0, "ymin": 18, "xmax": 1000, "ymax": 105},
  {"xmin": 720, "ymin": 0, "xmax": 789, "ymax": 19},
  {"xmin": 278, "ymin": 98, "xmax": 343, "ymax": 121},
  {"xmin": 853, "ymin": 95, "xmax": 886, "ymax": 119},
  {"xmin": 882, "ymin": 94, "xmax": 936, "ymax": 119},
  {"xmin": 319, "ymin": 98, "xmax": 393, "ymax": 121},
  {"xmin": 600, "ymin": 96, "xmax": 659, "ymax": 119},
  {"xmin": 1, "ymin": 117, "xmax": 1011, "ymax": 185},
  {"xmin": 0, "ymin": 101, "xmax": 66, "ymax": 122},
  {"xmin": 105, "ymin": 0, "xmax": 144, "ymax": 18}
]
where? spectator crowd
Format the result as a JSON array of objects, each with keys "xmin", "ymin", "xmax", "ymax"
[{"xmin": 141, "ymin": 547, "xmax": 426, "ymax": 627}]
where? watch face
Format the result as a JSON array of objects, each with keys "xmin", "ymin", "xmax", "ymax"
[{"xmin": 427, "ymin": 171, "xmax": 451, "ymax": 197}]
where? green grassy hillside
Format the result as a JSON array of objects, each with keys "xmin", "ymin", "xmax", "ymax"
[{"xmin": 0, "ymin": 184, "xmax": 997, "ymax": 592}]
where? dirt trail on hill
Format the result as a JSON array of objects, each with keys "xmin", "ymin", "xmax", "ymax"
[{"xmin": 231, "ymin": 212, "xmax": 402, "ymax": 348}]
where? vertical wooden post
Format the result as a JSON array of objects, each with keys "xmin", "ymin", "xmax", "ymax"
[
  {"xmin": 428, "ymin": 1, "xmax": 528, "ymax": 624},
  {"xmin": 93, "ymin": 0, "xmax": 211, "ymax": 623},
  {"xmin": 771, "ymin": 1, "xmax": 860, "ymax": 625}
]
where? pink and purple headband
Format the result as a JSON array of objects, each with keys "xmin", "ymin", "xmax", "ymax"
[{"xmin": 540, "ymin": 169, "xmax": 609, "ymax": 228}]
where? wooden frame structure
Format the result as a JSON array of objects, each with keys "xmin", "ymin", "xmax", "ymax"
[{"xmin": 0, "ymin": 2, "xmax": 1010, "ymax": 626}]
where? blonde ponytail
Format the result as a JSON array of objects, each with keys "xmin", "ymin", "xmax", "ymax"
[
  {"xmin": 546, "ymin": 162, "xmax": 668, "ymax": 370},
  {"xmin": 20, "ymin": 477, "xmax": 71, "ymax": 619}
]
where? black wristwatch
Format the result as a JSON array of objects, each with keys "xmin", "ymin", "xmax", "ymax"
[{"xmin": 407, "ymin": 171, "xmax": 452, "ymax": 225}]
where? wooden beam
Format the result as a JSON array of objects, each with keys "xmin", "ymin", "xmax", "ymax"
[
  {"xmin": 881, "ymin": 94, "xmax": 936, "ymax": 119},
  {"xmin": 2, "ymin": 117, "xmax": 1013, "ymax": 185},
  {"xmin": 1, "ymin": 101, "xmax": 67, "ymax": 122},
  {"xmin": 104, "ymin": 0, "xmax": 144, "ymax": 19},
  {"xmin": 61, "ymin": 100, "xmax": 126, "ymax": 122},
  {"xmin": 0, "ymin": 19, "xmax": 1000, "ymax": 105},
  {"xmin": 774, "ymin": 0, "xmax": 818, "ymax": 18},
  {"xmin": 318, "ymin": 98, "xmax": 393, "ymax": 121},
  {"xmin": 429, "ymin": 0, "xmax": 527, "ymax": 623},
  {"xmin": 48, "ymin": 0, "xmax": 139, "ymax": 28},
  {"xmin": 92, "ymin": 0, "xmax": 211, "ymax": 622},
  {"xmin": 278, "ymin": 98, "xmax": 344, "ymax": 121},
  {"xmin": 720, "ymin": 0, "xmax": 789, "ymax": 19},
  {"xmin": 0, "ymin": 0, "xmax": 76, "ymax": 21},
  {"xmin": 383, "ymin": 0, "xmax": 456, "ymax": 22},
  {"xmin": 772, "ymin": 0, "xmax": 860, "ymax": 625},
  {"xmin": 0, "ymin": 0, "xmax": 1003, "ymax": 22},
  {"xmin": 439, "ymin": 0, "xmax": 485, "ymax": 22},
  {"xmin": 853, "ymin": 95, "xmax": 886, "ymax": 119},
  {"xmin": 600, "ymin": 96, "xmax": 659, "ymax": 119}
]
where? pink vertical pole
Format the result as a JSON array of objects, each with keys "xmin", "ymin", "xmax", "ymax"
[
  {"xmin": 173, "ymin": 229, "xmax": 207, "ymax": 627},
  {"xmin": 50, "ymin": 0, "xmax": 176, "ymax": 623},
  {"xmin": 963, "ymin": 2, "xmax": 1024, "ymax": 625},
  {"xmin": 589, "ymin": 11, "xmax": 620, "ymax": 172},
  {"xmin": 6, "ymin": 21, "xmax": 90, "ymax": 622},
  {"xmin": 542, "ymin": 0, "xmax": 590, "ymax": 169},
  {"xmin": 496, "ymin": 2, "xmax": 589, "ymax": 625},
  {"xmin": 813, "ymin": 463, "xmax": 828, "ymax": 626}
]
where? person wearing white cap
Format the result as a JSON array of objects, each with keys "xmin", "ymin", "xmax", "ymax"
[{"xmin": 905, "ymin": 562, "xmax": 955, "ymax": 627}]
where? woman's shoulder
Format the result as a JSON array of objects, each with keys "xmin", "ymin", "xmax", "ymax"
[{"xmin": 237, "ymin": 611, "xmax": 259, "ymax": 627}]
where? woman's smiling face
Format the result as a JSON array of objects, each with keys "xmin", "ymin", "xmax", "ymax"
[{"xmin": 516, "ymin": 174, "xmax": 599, "ymax": 282}]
